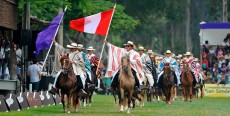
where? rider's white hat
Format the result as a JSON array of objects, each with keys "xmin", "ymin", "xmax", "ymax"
[
  {"xmin": 76, "ymin": 44, "xmax": 85, "ymax": 49},
  {"xmin": 147, "ymin": 50, "xmax": 153, "ymax": 54},
  {"xmin": 165, "ymin": 50, "xmax": 172, "ymax": 54},
  {"xmin": 184, "ymin": 52, "xmax": 192, "ymax": 56},
  {"xmin": 138, "ymin": 46, "xmax": 146, "ymax": 51},
  {"xmin": 123, "ymin": 41, "xmax": 134, "ymax": 46},
  {"xmin": 86, "ymin": 46, "xmax": 95, "ymax": 51}
]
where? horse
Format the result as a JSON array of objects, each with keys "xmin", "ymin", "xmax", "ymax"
[
  {"xmin": 81, "ymin": 55, "xmax": 102, "ymax": 107},
  {"xmin": 193, "ymin": 80, "xmax": 205, "ymax": 98},
  {"xmin": 181, "ymin": 62, "xmax": 194, "ymax": 102},
  {"xmin": 159, "ymin": 62, "xmax": 176, "ymax": 104},
  {"xmin": 56, "ymin": 55, "xmax": 80, "ymax": 113},
  {"xmin": 118, "ymin": 54, "xmax": 135, "ymax": 113},
  {"xmin": 146, "ymin": 63, "xmax": 161, "ymax": 102}
]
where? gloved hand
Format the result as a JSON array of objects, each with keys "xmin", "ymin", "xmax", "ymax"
[{"xmin": 130, "ymin": 59, "xmax": 137, "ymax": 65}]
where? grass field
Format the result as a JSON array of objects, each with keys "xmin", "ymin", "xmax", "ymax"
[{"xmin": 1, "ymin": 95, "xmax": 230, "ymax": 116}]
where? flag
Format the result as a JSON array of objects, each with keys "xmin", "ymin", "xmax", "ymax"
[
  {"xmin": 69, "ymin": 9, "xmax": 114, "ymax": 36},
  {"xmin": 34, "ymin": 12, "xmax": 64, "ymax": 55}
]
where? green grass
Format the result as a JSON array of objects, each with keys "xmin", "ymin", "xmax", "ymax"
[{"xmin": 1, "ymin": 95, "xmax": 230, "ymax": 116}]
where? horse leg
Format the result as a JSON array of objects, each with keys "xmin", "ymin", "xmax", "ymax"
[
  {"xmin": 127, "ymin": 91, "xmax": 133, "ymax": 114},
  {"xmin": 119, "ymin": 88, "xmax": 124, "ymax": 112},
  {"xmin": 182, "ymin": 87, "xmax": 186, "ymax": 102},
  {"xmin": 83, "ymin": 96, "xmax": 87, "ymax": 107},
  {"xmin": 189, "ymin": 86, "xmax": 193, "ymax": 102},
  {"xmin": 89, "ymin": 94, "xmax": 92, "ymax": 107},
  {"xmin": 67, "ymin": 94, "xmax": 71, "ymax": 113},
  {"xmin": 61, "ymin": 93, "xmax": 66, "ymax": 113}
]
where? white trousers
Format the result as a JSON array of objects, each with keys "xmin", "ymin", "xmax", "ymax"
[{"xmin": 146, "ymin": 73, "xmax": 154, "ymax": 86}]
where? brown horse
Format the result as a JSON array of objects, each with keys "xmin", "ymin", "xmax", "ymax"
[
  {"xmin": 160, "ymin": 63, "xmax": 176, "ymax": 104},
  {"xmin": 56, "ymin": 55, "xmax": 80, "ymax": 113},
  {"xmin": 181, "ymin": 62, "xmax": 194, "ymax": 102},
  {"xmin": 118, "ymin": 54, "xmax": 135, "ymax": 113}
]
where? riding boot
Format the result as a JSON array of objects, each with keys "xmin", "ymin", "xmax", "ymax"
[
  {"xmin": 49, "ymin": 87, "xmax": 57, "ymax": 95},
  {"xmin": 87, "ymin": 83, "xmax": 95, "ymax": 90},
  {"xmin": 134, "ymin": 86, "xmax": 141, "ymax": 94}
]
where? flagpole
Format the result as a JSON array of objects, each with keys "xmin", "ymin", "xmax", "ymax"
[
  {"xmin": 96, "ymin": 4, "xmax": 116, "ymax": 77},
  {"xmin": 41, "ymin": 6, "xmax": 67, "ymax": 70}
]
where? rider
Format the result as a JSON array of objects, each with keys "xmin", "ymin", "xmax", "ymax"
[
  {"xmin": 49, "ymin": 41, "xmax": 87, "ymax": 96},
  {"xmin": 86, "ymin": 46, "xmax": 103, "ymax": 91},
  {"xmin": 182, "ymin": 52, "xmax": 202, "ymax": 87},
  {"xmin": 138, "ymin": 47, "xmax": 154, "ymax": 91},
  {"xmin": 76, "ymin": 44, "xmax": 95, "ymax": 89},
  {"xmin": 158, "ymin": 50, "xmax": 181, "ymax": 86},
  {"xmin": 105, "ymin": 40, "xmax": 144, "ymax": 94}
]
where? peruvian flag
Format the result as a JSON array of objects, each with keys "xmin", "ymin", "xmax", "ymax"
[{"xmin": 69, "ymin": 9, "xmax": 114, "ymax": 36}]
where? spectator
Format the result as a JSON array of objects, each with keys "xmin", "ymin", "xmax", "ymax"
[
  {"xmin": 217, "ymin": 71, "xmax": 226, "ymax": 84},
  {"xmin": 27, "ymin": 60, "xmax": 41, "ymax": 92},
  {"xmin": 217, "ymin": 55, "xmax": 226, "ymax": 68},
  {"xmin": 201, "ymin": 57, "xmax": 209, "ymax": 71},
  {"xmin": 204, "ymin": 40, "xmax": 210, "ymax": 48},
  {"xmin": 217, "ymin": 46, "xmax": 224, "ymax": 57},
  {"xmin": 219, "ymin": 63, "xmax": 228, "ymax": 75},
  {"xmin": 212, "ymin": 69, "xmax": 219, "ymax": 83},
  {"xmin": 226, "ymin": 70, "xmax": 230, "ymax": 84},
  {"xmin": 224, "ymin": 50, "xmax": 230, "ymax": 62}
]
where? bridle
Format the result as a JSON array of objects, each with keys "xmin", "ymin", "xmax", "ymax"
[
  {"xmin": 62, "ymin": 58, "xmax": 72, "ymax": 74},
  {"xmin": 121, "ymin": 55, "xmax": 130, "ymax": 72}
]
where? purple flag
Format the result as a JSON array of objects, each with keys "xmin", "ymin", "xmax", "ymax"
[{"xmin": 34, "ymin": 13, "xmax": 64, "ymax": 55}]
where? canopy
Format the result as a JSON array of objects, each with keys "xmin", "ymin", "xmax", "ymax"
[{"xmin": 200, "ymin": 23, "xmax": 230, "ymax": 45}]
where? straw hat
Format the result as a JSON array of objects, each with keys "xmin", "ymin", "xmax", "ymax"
[
  {"xmin": 67, "ymin": 44, "xmax": 77, "ymax": 49},
  {"xmin": 86, "ymin": 46, "xmax": 95, "ymax": 51},
  {"xmin": 194, "ymin": 58, "xmax": 199, "ymax": 62},
  {"xmin": 165, "ymin": 50, "xmax": 172, "ymax": 54},
  {"xmin": 138, "ymin": 46, "xmax": 146, "ymax": 51},
  {"xmin": 70, "ymin": 43, "xmax": 78, "ymax": 47},
  {"xmin": 123, "ymin": 41, "xmax": 134, "ymax": 46},
  {"xmin": 184, "ymin": 52, "xmax": 192, "ymax": 56},
  {"xmin": 147, "ymin": 50, "xmax": 153, "ymax": 54},
  {"xmin": 157, "ymin": 57, "xmax": 163, "ymax": 60},
  {"xmin": 76, "ymin": 44, "xmax": 84, "ymax": 49},
  {"xmin": 177, "ymin": 54, "xmax": 183, "ymax": 58},
  {"xmin": 218, "ymin": 55, "xmax": 224, "ymax": 59}
]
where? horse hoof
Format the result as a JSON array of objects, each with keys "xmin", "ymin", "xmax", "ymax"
[
  {"xmin": 89, "ymin": 103, "xmax": 92, "ymax": 107},
  {"xmin": 127, "ymin": 110, "xmax": 130, "ymax": 114},
  {"xmin": 67, "ymin": 111, "xmax": 70, "ymax": 113},
  {"xmin": 75, "ymin": 109, "xmax": 78, "ymax": 112}
]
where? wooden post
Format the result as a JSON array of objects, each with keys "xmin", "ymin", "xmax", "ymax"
[{"xmin": 223, "ymin": 0, "xmax": 228, "ymax": 22}]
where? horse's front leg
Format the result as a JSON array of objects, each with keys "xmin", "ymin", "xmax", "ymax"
[
  {"xmin": 119, "ymin": 88, "xmax": 124, "ymax": 112},
  {"xmin": 67, "ymin": 94, "xmax": 71, "ymax": 113},
  {"xmin": 127, "ymin": 91, "xmax": 133, "ymax": 114},
  {"xmin": 61, "ymin": 93, "xmax": 65, "ymax": 113},
  {"xmin": 189, "ymin": 86, "xmax": 193, "ymax": 102}
]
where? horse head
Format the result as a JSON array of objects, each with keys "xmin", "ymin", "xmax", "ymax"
[
  {"xmin": 60, "ymin": 55, "xmax": 72, "ymax": 74},
  {"xmin": 163, "ymin": 62, "xmax": 171, "ymax": 77},
  {"xmin": 121, "ymin": 54, "xmax": 130, "ymax": 72},
  {"xmin": 183, "ymin": 62, "xmax": 190, "ymax": 73}
]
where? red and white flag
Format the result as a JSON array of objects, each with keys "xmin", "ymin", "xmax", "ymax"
[{"xmin": 69, "ymin": 9, "xmax": 114, "ymax": 36}]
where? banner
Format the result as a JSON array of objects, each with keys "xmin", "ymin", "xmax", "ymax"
[{"xmin": 204, "ymin": 84, "xmax": 230, "ymax": 97}]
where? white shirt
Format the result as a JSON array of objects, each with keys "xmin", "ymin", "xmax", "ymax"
[{"xmin": 28, "ymin": 64, "xmax": 41, "ymax": 82}]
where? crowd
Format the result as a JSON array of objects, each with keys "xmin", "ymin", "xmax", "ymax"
[{"xmin": 200, "ymin": 34, "xmax": 230, "ymax": 84}]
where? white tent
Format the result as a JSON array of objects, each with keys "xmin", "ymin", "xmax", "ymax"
[{"xmin": 200, "ymin": 22, "xmax": 230, "ymax": 45}]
